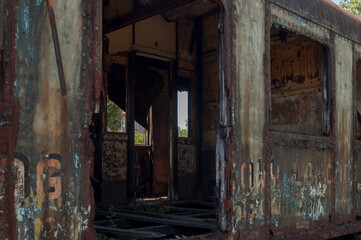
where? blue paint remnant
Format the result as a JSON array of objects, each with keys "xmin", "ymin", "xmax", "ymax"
[
  {"xmin": 36, "ymin": 0, "xmax": 43, "ymax": 7},
  {"xmin": 74, "ymin": 153, "xmax": 79, "ymax": 169},
  {"xmin": 0, "ymin": 121, "xmax": 11, "ymax": 126},
  {"xmin": 288, "ymin": 11, "xmax": 307, "ymax": 25},
  {"xmin": 23, "ymin": 4, "xmax": 30, "ymax": 32}
]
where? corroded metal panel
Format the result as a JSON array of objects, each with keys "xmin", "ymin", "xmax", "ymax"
[
  {"xmin": 334, "ymin": 35, "xmax": 353, "ymax": 218},
  {"xmin": 356, "ymin": 44, "xmax": 361, "ymax": 59},
  {"xmin": 102, "ymin": 133, "xmax": 127, "ymax": 181},
  {"xmin": 13, "ymin": 0, "xmax": 98, "ymax": 239},
  {"xmin": 103, "ymin": 0, "xmax": 133, "ymax": 26},
  {"xmin": 355, "ymin": 142, "xmax": 361, "ymax": 212},
  {"xmin": 270, "ymin": 38, "xmax": 324, "ymax": 135},
  {"xmin": 231, "ymin": 0, "xmax": 266, "ymax": 232},
  {"xmin": 178, "ymin": 142, "xmax": 196, "ymax": 176},
  {"xmin": 202, "ymin": 13, "xmax": 218, "ymax": 54},
  {"xmin": 202, "ymin": 53, "xmax": 218, "ymax": 152},
  {"xmin": 271, "ymin": 93, "xmax": 323, "ymax": 134},
  {"xmin": 270, "ymin": 136, "xmax": 332, "ymax": 228},
  {"xmin": 177, "ymin": 19, "xmax": 196, "ymax": 72},
  {"xmin": 355, "ymin": 46, "xmax": 361, "ymax": 214}
]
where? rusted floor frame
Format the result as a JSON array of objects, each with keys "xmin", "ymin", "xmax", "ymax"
[{"xmin": 94, "ymin": 201, "xmax": 217, "ymax": 239}]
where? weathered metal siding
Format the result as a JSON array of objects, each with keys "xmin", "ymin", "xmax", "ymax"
[
  {"xmin": 229, "ymin": 0, "xmax": 361, "ymax": 238},
  {"xmin": 334, "ymin": 36, "xmax": 353, "ymax": 220},
  {"xmin": 231, "ymin": 0, "xmax": 266, "ymax": 236},
  {"xmin": 268, "ymin": 5, "xmax": 334, "ymax": 235},
  {"xmin": 0, "ymin": 1, "xmax": 17, "ymax": 239},
  {"xmin": 12, "ymin": 0, "xmax": 99, "ymax": 239},
  {"xmin": 356, "ymin": 46, "xmax": 361, "ymax": 214},
  {"xmin": 269, "ymin": 135, "xmax": 333, "ymax": 230}
]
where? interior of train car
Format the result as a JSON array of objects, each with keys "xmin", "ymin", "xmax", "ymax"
[{"xmin": 90, "ymin": 0, "xmax": 222, "ymax": 238}]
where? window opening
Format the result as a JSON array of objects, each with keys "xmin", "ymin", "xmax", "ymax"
[
  {"xmin": 107, "ymin": 98, "xmax": 126, "ymax": 133},
  {"xmin": 177, "ymin": 90, "xmax": 189, "ymax": 138},
  {"xmin": 134, "ymin": 111, "xmax": 151, "ymax": 145},
  {"xmin": 270, "ymin": 24, "xmax": 329, "ymax": 136}
]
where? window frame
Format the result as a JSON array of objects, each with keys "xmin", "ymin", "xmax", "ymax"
[{"xmin": 269, "ymin": 23, "xmax": 331, "ymax": 137}]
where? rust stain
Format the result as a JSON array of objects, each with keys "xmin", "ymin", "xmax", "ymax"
[{"xmin": 224, "ymin": 196, "xmax": 232, "ymax": 211}]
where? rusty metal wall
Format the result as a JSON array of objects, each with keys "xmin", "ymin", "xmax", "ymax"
[
  {"xmin": 227, "ymin": 0, "xmax": 361, "ymax": 238},
  {"xmin": 335, "ymin": 36, "xmax": 353, "ymax": 221},
  {"xmin": 269, "ymin": 135, "xmax": 333, "ymax": 230},
  {"xmin": 10, "ymin": 0, "xmax": 100, "ymax": 239},
  {"xmin": 230, "ymin": 0, "xmax": 266, "ymax": 237}
]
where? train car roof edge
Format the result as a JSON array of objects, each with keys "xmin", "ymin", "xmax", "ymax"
[{"xmin": 270, "ymin": 0, "xmax": 361, "ymax": 44}]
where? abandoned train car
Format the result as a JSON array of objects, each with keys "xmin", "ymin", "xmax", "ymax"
[{"xmin": 1, "ymin": 0, "xmax": 361, "ymax": 239}]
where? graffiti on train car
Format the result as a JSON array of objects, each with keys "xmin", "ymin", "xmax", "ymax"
[
  {"xmin": 12, "ymin": 153, "xmax": 90, "ymax": 240},
  {"xmin": 234, "ymin": 158, "xmax": 332, "ymax": 228}
]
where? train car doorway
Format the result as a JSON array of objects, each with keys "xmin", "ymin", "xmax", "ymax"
[{"xmin": 90, "ymin": 0, "xmax": 230, "ymax": 238}]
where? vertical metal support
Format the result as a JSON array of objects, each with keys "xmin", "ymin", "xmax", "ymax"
[
  {"xmin": 322, "ymin": 46, "xmax": 330, "ymax": 136},
  {"xmin": 46, "ymin": 0, "xmax": 67, "ymax": 96},
  {"xmin": 169, "ymin": 60, "xmax": 178, "ymax": 201},
  {"xmin": 195, "ymin": 17, "xmax": 203, "ymax": 200},
  {"xmin": 127, "ymin": 52, "xmax": 136, "ymax": 202},
  {"xmin": 216, "ymin": 9, "xmax": 230, "ymax": 232}
]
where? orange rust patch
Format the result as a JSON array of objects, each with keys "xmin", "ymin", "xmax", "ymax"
[{"xmin": 224, "ymin": 196, "xmax": 232, "ymax": 211}]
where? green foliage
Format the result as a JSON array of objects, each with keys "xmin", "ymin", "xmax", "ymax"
[
  {"xmin": 134, "ymin": 130, "xmax": 146, "ymax": 144},
  {"xmin": 106, "ymin": 205, "xmax": 117, "ymax": 228},
  {"xmin": 158, "ymin": 204, "xmax": 169, "ymax": 214},
  {"xmin": 178, "ymin": 120, "xmax": 188, "ymax": 138},
  {"xmin": 354, "ymin": 233, "xmax": 361, "ymax": 240},
  {"xmin": 107, "ymin": 99, "xmax": 125, "ymax": 132},
  {"xmin": 178, "ymin": 127, "xmax": 188, "ymax": 137},
  {"xmin": 340, "ymin": 0, "xmax": 361, "ymax": 17}
]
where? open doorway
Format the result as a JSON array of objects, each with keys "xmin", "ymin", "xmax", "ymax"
[{"xmin": 92, "ymin": 0, "xmax": 223, "ymax": 238}]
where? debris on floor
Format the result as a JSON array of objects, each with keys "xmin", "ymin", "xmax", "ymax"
[{"xmin": 95, "ymin": 200, "xmax": 217, "ymax": 239}]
